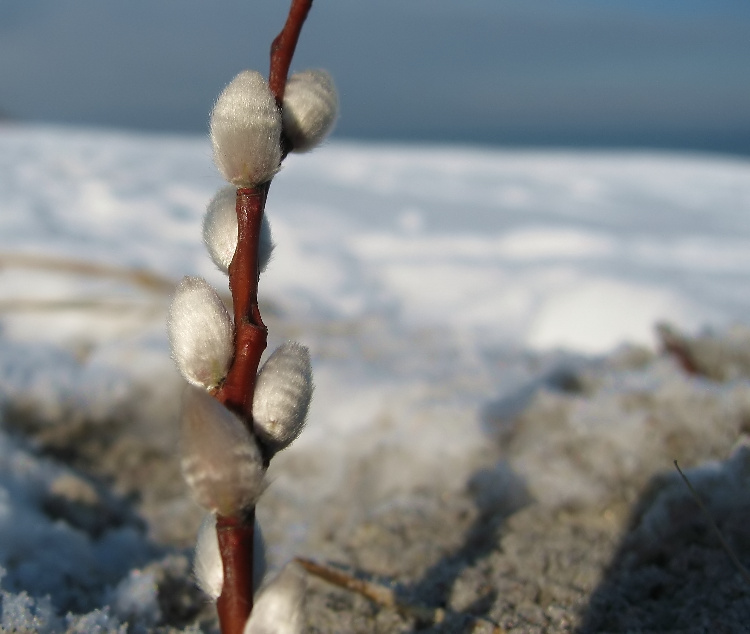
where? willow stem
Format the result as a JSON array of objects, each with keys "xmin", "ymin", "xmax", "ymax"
[
  {"xmin": 269, "ymin": 0, "xmax": 314, "ymax": 105},
  {"xmin": 215, "ymin": 186, "xmax": 269, "ymax": 421},
  {"xmin": 211, "ymin": 1, "xmax": 314, "ymax": 631},
  {"xmin": 216, "ymin": 512, "xmax": 257, "ymax": 633}
]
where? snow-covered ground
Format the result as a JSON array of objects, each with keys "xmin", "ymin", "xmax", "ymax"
[
  {"xmin": 0, "ymin": 124, "xmax": 749, "ymax": 631},
  {"xmin": 3, "ymin": 125, "xmax": 749, "ymax": 353}
]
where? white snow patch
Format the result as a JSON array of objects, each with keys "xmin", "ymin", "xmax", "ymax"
[{"xmin": 1, "ymin": 124, "xmax": 750, "ymax": 622}]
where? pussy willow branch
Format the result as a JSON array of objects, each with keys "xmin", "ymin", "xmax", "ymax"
[
  {"xmin": 212, "ymin": 3, "xmax": 313, "ymax": 633},
  {"xmin": 214, "ymin": 187, "xmax": 268, "ymax": 633},
  {"xmin": 215, "ymin": 185, "xmax": 270, "ymax": 422}
]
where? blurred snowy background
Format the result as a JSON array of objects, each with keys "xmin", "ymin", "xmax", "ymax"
[
  {"xmin": 1, "ymin": 1, "xmax": 750, "ymax": 631},
  {"xmin": 0, "ymin": 125, "xmax": 749, "ymax": 630}
]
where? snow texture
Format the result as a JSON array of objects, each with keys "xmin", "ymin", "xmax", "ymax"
[
  {"xmin": 0, "ymin": 428, "xmax": 157, "ymax": 633},
  {"xmin": 203, "ymin": 185, "xmax": 274, "ymax": 275},
  {"xmin": 210, "ymin": 71, "xmax": 281, "ymax": 187},
  {"xmin": 109, "ymin": 569, "xmax": 161, "ymax": 629},
  {"xmin": 282, "ymin": 70, "xmax": 338, "ymax": 153}
]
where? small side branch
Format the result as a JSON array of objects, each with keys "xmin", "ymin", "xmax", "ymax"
[
  {"xmin": 674, "ymin": 460, "xmax": 750, "ymax": 586},
  {"xmin": 657, "ymin": 323, "xmax": 700, "ymax": 375},
  {"xmin": 295, "ymin": 557, "xmax": 506, "ymax": 633}
]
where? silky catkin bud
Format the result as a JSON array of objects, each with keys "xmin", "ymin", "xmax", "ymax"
[
  {"xmin": 243, "ymin": 563, "xmax": 307, "ymax": 634},
  {"xmin": 203, "ymin": 185, "xmax": 274, "ymax": 274},
  {"xmin": 168, "ymin": 276, "xmax": 234, "ymax": 389},
  {"xmin": 210, "ymin": 70, "xmax": 282, "ymax": 186},
  {"xmin": 282, "ymin": 69, "xmax": 338, "ymax": 153},
  {"xmin": 180, "ymin": 386, "xmax": 266, "ymax": 516},
  {"xmin": 194, "ymin": 513, "xmax": 267, "ymax": 600},
  {"xmin": 252, "ymin": 342, "xmax": 313, "ymax": 453}
]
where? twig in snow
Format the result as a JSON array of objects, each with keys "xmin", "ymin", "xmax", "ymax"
[
  {"xmin": 295, "ymin": 557, "xmax": 507, "ymax": 633},
  {"xmin": 674, "ymin": 460, "xmax": 750, "ymax": 586},
  {"xmin": 0, "ymin": 252, "xmax": 174, "ymax": 293}
]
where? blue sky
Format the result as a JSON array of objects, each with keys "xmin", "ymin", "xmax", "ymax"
[{"xmin": 0, "ymin": 0, "xmax": 748, "ymax": 154}]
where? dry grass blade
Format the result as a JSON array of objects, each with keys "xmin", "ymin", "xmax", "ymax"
[
  {"xmin": 294, "ymin": 557, "xmax": 506, "ymax": 633},
  {"xmin": 674, "ymin": 460, "xmax": 750, "ymax": 586},
  {"xmin": 0, "ymin": 298, "xmax": 163, "ymax": 314},
  {"xmin": 0, "ymin": 252, "xmax": 210, "ymax": 316},
  {"xmin": 0, "ymin": 252, "xmax": 175, "ymax": 294}
]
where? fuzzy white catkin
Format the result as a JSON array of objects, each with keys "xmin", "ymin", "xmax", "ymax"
[
  {"xmin": 203, "ymin": 185, "xmax": 274, "ymax": 274},
  {"xmin": 180, "ymin": 386, "xmax": 266, "ymax": 516},
  {"xmin": 193, "ymin": 513, "xmax": 267, "ymax": 600},
  {"xmin": 167, "ymin": 276, "xmax": 234, "ymax": 389},
  {"xmin": 282, "ymin": 69, "xmax": 338, "ymax": 153},
  {"xmin": 243, "ymin": 563, "xmax": 307, "ymax": 634},
  {"xmin": 210, "ymin": 70, "xmax": 282, "ymax": 186},
  {"xmin": 252, "ymin": 342, "xmax": 313, "ymax": 453},
  {"xmin": 193, "ymin": 513, "xmax": 223, "ymax": 600}
]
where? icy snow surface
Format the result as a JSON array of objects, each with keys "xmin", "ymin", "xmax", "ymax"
[{"xmin": 0, "ymin": 123, "xmax": 749, "ymax": 629}]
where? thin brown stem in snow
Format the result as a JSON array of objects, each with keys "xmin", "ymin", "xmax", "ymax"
[
  {"xmin": 295, "ymin": 558, "xmax": 507, "ymax": 633},
  {"xmin": 674, "ymin": 460, "xmax": 750, "ymax": 586}
]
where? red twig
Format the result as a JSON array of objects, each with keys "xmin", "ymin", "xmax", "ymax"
[
  {"xmin": 215, "ymin": 186, "xmax": 269, "ymax": 421},
  {"xmin": 216, "ymin": 512, "xmax": 257, "ymax": 630},
  {"xmin": 656, "ymin": 323, "xmax": 700, "ymax": 375},
  {"xmin": 211, "ymin": 2, "xmax": 314, "ymax": 633},
  {"xmin": 269, "ymin": 0, "xmax": 314, "ymax": 106}
]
